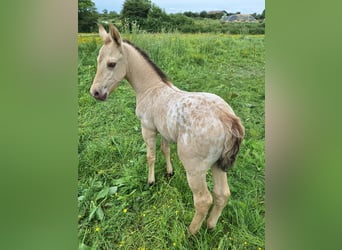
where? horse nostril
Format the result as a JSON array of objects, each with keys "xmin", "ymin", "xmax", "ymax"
[{"xmin": 91, "ymin": 89, "xmax": 107, "ymax": 101}]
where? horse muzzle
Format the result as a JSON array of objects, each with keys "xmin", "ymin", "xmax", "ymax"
[{"xmin": 90, "ymin": 88, "xmax": 108, "ymax": 101}]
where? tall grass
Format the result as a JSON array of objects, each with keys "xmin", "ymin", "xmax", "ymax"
[{"xmin": 78, "ymin": 33, "xmax": 265, "ymax": 249}]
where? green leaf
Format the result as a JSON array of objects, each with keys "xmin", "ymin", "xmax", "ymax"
[
  {"xmin": 95, "ymin": 186, "xmax": 109, "ymax": 201},
  {"xmin": 79, "ymin": 243, "xmax": 92, "ymax": 250},
  {"xmin": 93, "ymin": 180, "xmax": 103, "ymax": 189},
  {"xmin": 108, "ymin": 186, "xmax": 118, "ymax": 195},
  {"xmin": 96, "ymin": 206, "xmax": 104, "ymax": 221},
  {"xmin": 88, "ymin": 206, "xmax": 97, "ymax": 222}
]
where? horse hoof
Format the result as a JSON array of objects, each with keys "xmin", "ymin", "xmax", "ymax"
[
  {"xmin": 148, "ymin": 181, "xmax": 155, "ymax": 186},
  {"xmin": 188, "ymin": 226, "xmax": 199, "ymax": 235},
  {"xmin": 165, "ymin": 171, "xmax": 174, "ymax": 178}
]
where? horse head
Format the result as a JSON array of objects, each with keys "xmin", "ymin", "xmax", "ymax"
[{"xmin": 90, "ymin": 24, "xmax": 126, "ymax": 101}]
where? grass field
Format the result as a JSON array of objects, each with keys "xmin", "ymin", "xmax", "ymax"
[{"xmin": 78, "ymin": 32, "xmax": 265, "ymax": 250}]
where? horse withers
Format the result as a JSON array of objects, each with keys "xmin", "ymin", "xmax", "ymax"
[{"xmin": 90, "ymin": 24, "xmax": 244, "ymax": 234}]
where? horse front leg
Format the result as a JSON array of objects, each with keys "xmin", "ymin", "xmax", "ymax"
[
  {"xmin": 142, "ymin": 127, "xmax": 157, "ymax": 185},
  {"xmin": 161, "ymin": 136, "xmax": 173, "ymax": 177}
]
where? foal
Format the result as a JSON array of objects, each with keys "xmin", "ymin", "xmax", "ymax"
[{"xmin": 90, "ymin": 24, "xmax": 244, "ymax": 234}]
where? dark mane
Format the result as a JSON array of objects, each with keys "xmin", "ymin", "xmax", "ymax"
[{"xmin": 123, "ymin": 39, "xmax": 169, "ymax": 84}]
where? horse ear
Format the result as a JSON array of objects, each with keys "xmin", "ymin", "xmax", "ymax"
[
  {"xmin": 98, "ymin": 24, "xmax": 111, "ymax": 44},
  {"xmin": 109, "ymin": 24, "xmax": 122, "ymax": 47}
]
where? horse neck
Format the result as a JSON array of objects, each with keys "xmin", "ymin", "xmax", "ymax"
[{"xmin": 123, "ymin": 43, "xmax": 165, "ymax": 97}]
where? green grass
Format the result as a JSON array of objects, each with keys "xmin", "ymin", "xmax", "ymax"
[{"xmin": 78, "ymin": 33, "xmax": 264, "ymax": 250}]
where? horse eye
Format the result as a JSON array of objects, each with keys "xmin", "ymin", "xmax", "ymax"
[{"xmin": 107, "ymin": 62, "xmax": 116, "ymax": 68}]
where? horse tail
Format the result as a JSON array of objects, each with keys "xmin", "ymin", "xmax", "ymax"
[{"xmin": 216, "ymin": 113, "xmax": 244, "ymax": 172}]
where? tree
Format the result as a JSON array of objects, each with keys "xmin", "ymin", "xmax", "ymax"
[
  {"xmin": 184, "ymin": 11, "xmax": 200, "ymax": 18},
  {"xmin": 121, "ymin": 0, "xmax": 151, "ymax": 31},
  {"xmin": 78, "ymin": 0, "xmax": 98, "ymax": 32},
  {"xmin": 260, "ymin": 9, "xmax": 265, "ymax": 20},
  {"xmin": 199, "ymin": 11, "xmax": 208, "ymax": 18},
  {"xmin": 145, "ymin": 4, "xmax": 171, "ymax": 32}
]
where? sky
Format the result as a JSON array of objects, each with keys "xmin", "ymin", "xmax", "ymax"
[{"xmin": 92, "ymin": 0, "xmax": 265, "ymax": 14}]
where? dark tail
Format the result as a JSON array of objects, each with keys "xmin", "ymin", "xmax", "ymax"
[{"xmin": 217, "ymin": 114, "xmax": 244, "ymax": 172}]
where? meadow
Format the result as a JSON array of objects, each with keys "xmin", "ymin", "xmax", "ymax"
[{"xmin": 78, "ymin": 32, "xmax": 265, "ymax": 249}]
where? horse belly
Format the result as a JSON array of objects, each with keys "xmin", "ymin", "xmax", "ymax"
[{"xmin": 154, "ymin": 115, "xmax": 178, "ymax": 143}]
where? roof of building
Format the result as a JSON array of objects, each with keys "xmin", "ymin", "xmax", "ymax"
[{"xmin": 221, "ymin": 14, "xmax": 257, "ymax": 23}]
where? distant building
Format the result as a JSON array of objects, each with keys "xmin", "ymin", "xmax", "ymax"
[{"xmin": 221, "ymin": 14, "xmax": 258, "ymax": 23}]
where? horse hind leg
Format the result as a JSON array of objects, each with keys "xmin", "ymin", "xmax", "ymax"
[
  {"xmin": 186, "ymin": 170, "xmax": 213, "ymax": 234},
  {"xmin": 207, "ymin": 164, "xmax": 231, "ymax": 230},
  {"xmin": 160, "ymin": 137, "xmax": 173, "ymax": 177}
]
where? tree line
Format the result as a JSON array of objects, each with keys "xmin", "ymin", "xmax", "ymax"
[{"xmin": 78, "ymin": 0, "xmax": 265, "ymax": 34}]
